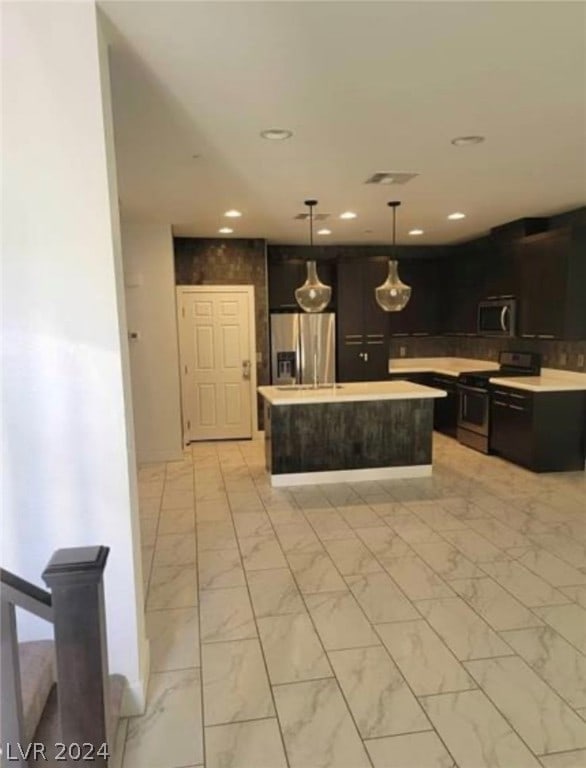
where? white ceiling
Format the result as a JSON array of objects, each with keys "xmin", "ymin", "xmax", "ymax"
[{"xmin": 102, "ymin": 1, "xmax": 586, "ymax": 245}]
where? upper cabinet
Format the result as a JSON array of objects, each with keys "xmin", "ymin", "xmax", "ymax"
[
  {"xmin": 388, "ymin": 259, "xmax": 440, "ymax": 336},
  {"xmin": 268, "ymin": 258, "xmax": 335, "ymax": 311},
  {"xmin": 440, "ymin": 252, "xmax": 486, "ymax": 334},
  {"xmin": 514, "ymin": 227, "xmax": 586, "ymax": 340}
]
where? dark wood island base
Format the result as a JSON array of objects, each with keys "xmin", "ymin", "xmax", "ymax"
[{"xmin": 260, "ymin": 381, "xmax": 445, "ymax": 486}]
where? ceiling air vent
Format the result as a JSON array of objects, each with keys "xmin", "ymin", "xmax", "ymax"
[
  {"xmin": 294, "ymin": 212, "xmax": 330, "ymax": 220},
  {"xmin": 365, "ymin": 172, "xmax": 419, "ymax": 185}
]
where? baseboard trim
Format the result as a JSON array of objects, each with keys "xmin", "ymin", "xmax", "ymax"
[
  {"xmin": 137, "ymin": 447, "xmax": 183, "ymax": 464},
  {"xmin": 271, "ymin": 464, "xmax": 433, "ymax": 487},
  {"xmin": 120, "ymin": 636, "xmax": 150, "ymax": 716}
]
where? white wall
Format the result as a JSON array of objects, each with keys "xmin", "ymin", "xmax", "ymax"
[
  {"xmin": 121, "ymin": 221, "xmax": 183, "ymax": 463},
  {"xmin": 1, "ymin": 2, "xmax": 148, "ymax": 714}
]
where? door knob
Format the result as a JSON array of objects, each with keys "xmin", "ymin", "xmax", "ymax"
[{"xmin": 242, "ymin": 360, "xmax": 251, "ymax": 380}]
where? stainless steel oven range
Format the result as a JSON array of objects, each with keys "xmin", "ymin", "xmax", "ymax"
[{"xmin": 457, "ymin": 351, "xmax": 541, "ymax": 453}]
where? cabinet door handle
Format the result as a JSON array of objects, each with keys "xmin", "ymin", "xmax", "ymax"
[
  {"xmin": 509, "ymin": 392, "xmax": 528, "ymax": 400},
  {"xmin": 366, "ymin": 340, "xmax": 384, "ymax": 345},
  {"xmin": 359, "ymin": 351, "xmax": 369, "ymax": 362},
  {"xmin": 537, "ymin": 334, "xmax": 555, "ymax": 339},
  {"xmin": 493, "ymin": 400, "xmax": 508, "ymax": 407},
  {"xmin": 521, "ymin": 334, "xmax": 536, "ymax": 338},
  {"xmin": 346, "ymin": 341, "xmax": 362, "ymax": 346},
  {"xmin": 509, "ymin": 404, "xmax": 526, "ymax": 411},
  {"xmin": 367, "ymin": 334, "xmax": 384, "ymax": 339}
]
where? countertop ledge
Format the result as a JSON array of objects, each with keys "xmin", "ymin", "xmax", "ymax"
[
  {"xmin": 258, "ymin": 381, "xmax": 447, "ymax": 405},
  {"xmin": 389, "ymin": 357, "xmax": 586, "ymax": 391}
]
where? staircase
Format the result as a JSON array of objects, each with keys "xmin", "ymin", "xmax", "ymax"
[{"xmin": 1, "ymin": 548, "xmax": 126, "ymax": 767}]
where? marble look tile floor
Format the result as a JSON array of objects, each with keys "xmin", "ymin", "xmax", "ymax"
[{"xmin": 119, "ymin": 433, "xmax": 586, "ymax": 768}]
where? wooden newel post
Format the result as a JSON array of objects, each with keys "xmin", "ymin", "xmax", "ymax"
[{"xmin": 42, "ymin": 546, "xmax": 111, "ymax": 766}]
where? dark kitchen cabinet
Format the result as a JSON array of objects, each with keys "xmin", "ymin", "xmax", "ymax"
[
  {"xmin": 490, "ymin": 385, "xmax": 586, "ymax": 471},
  {"xmin": 389, "ymin": 371, "xmax": 457, "ymax": 436},
  {"xmin": 514, "ymin": 227, "xmax": 586, "ymax": 340},
  {"xmin": 389, "ymin": 259, "xmax": 440, "ymax": 336},
  {"xmin": 430, "ymin": 374, "xmax": 458, "ymax": 437},
  {"xmin": 482, "ymin": 243, "xmax": 517, "ymax": 300},
  {"xmin": 337, "ymin": 257, "xmax": 389, "ymax": 381},
  {"xmin": 268, "ymin": 259, "xmax": 335, "ymax": 311},
  {"xmin": 439, "ymin": 237, "xmax": 517, "ymax": 335},
  {"xmin": 440, "ymin": 253, "xmax": 485, "ymax": 335}
]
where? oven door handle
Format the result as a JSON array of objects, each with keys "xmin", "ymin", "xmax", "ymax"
[{"xmin": 500, "ymin": 305, "xmax": 509, "ymax": 332}]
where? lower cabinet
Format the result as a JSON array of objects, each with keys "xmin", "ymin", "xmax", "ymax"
[
  {"xmin": 490, "ymin": 386, "xmax": 586, "ymax": 472},
  {"xmin": 430, "ymin": 375, "xmax": 458, "ymax": 437},
  {"xmin": 389, "ymin": 372, "xmax": 458, "ymax": 437}
]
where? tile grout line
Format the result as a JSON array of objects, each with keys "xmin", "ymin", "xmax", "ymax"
[
  {"xmin": 252, "ymin": 466, "xmax": 381, "ymax": 766},
  {"xmin": 222, "ymin": 442, "xmax": 293, "ymax": 768},
  {"xmin": 193, "ymin": 442, "xmax": 214, "ymax": 768}
]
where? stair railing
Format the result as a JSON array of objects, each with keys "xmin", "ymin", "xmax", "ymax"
[{"xmin": 1, "ymin": 546, "xmax": 111, "ymax": 767}]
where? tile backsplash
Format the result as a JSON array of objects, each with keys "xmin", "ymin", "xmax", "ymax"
[{"xmin": 389, "ymin": 336, "xmax": 586, "ymax": 371}]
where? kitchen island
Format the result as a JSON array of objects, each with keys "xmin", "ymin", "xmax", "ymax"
[{"xmin": 258, "ymin": 381, "xmax": 446, "ymax": 486}]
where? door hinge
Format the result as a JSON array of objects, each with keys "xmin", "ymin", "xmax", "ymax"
[
  {"xmin": 187, "ymin": 420, "xmax": 191, "ymax": 430},
  {"xmin": 184, "ymin": 365, "xmax": 188, "ymax": 374},
  {"xmin": 182, "ymin": 307, "xmax": 185, "ymax": 318}
]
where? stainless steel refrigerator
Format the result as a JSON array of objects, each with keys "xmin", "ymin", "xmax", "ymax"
[{"xmin": 270, "ymin": 313, "xmax": 336, "ymax": 385}]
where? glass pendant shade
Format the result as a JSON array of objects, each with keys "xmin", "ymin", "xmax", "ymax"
[
  {"xmin": 375, "ymin": 200, "xmax": 412, "ymax": 312},
  {"xmin": 375, "ymin": 260, "xmax": 412, "ymax": 312},
  {"xmin": 295, "ymin": 199, "xmax": 332, "ymax": 313},
  {"xmin": 295, "ymin": 260, "xmax": 332, "ymax": 313}
]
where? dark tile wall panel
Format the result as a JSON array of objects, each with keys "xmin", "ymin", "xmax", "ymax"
[
  {"xmin": 174, "ymin": 237, "xmax": 269, "ymax": 428},
  {"xmin": 267, "ymin": 399, "xmax": 433, "ymax": 474}
]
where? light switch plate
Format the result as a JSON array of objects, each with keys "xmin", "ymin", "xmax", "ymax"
[
  {"xmin": 400, "ymin": 346, "xmax": 406, "ymax": 357},
  {"xmin": 578, "ymin": 354, "xmax": 585, "ymax": 368}
]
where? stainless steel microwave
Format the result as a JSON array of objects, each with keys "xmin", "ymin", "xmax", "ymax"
[{"xmin": 477, "ymin": 298, "xmax": 516, "ymax": 337}]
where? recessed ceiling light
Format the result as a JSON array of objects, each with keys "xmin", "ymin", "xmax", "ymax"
[
  {"xmin": 260, "ymin": 128, "xmax": 293, "ymax": 140},
  {"xmin": 339, "ymin": 211, "xmax": 357, "ymax": 220},
  {"xmin": 218, "ymin": 227, "xmax": 233, "ymax": 234},
  {"xmin": 409, "ymin": 229, "xmax": 424, "ymax": 236},
  {"xmin": 447, "ymin": 212, "xmax": 466, "ymax": 221},
  {"xmin": 451, "ymin": 135, "xmax": 485, "ymax": 147},
  {"xmin": 317, "ymin": 228, "xmax": 332, "ymax": 235},
  {"xmin": 224, "ymin": 209, "xmax": 242, "ymax": 218}
]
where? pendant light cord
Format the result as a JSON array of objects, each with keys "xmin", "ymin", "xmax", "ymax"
[{"xmin": 309, "ymin": 204, "xmax": 313, "ymax": 248}]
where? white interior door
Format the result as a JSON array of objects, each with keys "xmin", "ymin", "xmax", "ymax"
[{"xmin": 178, "ymin": 287, "xmax": 254, "ymax": 441}]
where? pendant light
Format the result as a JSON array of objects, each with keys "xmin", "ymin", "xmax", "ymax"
[
  {"xmin": 375, "ymin": 201, "xmax": 412, "ymax": 312},
  {"xmin": 294, "ymin": 199, "xmax": 332, "ymax": 313}
]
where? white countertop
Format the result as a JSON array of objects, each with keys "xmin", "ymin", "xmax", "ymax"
[
  {"xmin": 389, "ymin": 357, "xmax": 586, "ymax": 392},
  {"xmin": 489, "ymin": 372, "xmax": 586, "ymax": 392},
  {"xmin": 259, "ymin": 380, "xmax": 447, "ymax": 406},
  {"xmin": 389, "ymin": 357, "xmax": 498, "ymax": 377}
]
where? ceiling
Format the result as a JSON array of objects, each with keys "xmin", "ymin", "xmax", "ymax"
[{"xmin": 102, "ymin": 1, "xmax": 586, "ymax": 245}]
